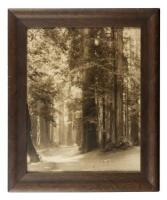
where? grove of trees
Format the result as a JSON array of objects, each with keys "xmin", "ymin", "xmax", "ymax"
[{"xmin": 27, "ymin": 27, "xmax": 140, "ymax": 161}]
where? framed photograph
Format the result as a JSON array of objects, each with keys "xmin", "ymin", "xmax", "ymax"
[{"xmin": 8, "ymin": 9, "xmax": 160, "ymax": 192}]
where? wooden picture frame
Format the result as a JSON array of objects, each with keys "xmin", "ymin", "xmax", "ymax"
[{"xmin": 8, "ymin": 8, "xmax": 160, "ymax": 192}]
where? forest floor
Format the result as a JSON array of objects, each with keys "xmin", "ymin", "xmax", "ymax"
[{"xmin": 28, "ymin": 145, "xmax": 140, "ymax": 172}]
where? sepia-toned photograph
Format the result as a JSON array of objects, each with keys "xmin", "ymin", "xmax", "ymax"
[{"xmin": 27, "ymin": 27, "xmax": 141, "ymax": 172}]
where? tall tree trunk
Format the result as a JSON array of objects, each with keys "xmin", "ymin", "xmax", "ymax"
[
  {"xmin": 31, "ymin": 115, "xmax": 37, "ymax": 145},
  {"xmin": 39, "ymin": 116, "xmax": 49, "ymax": 147},
  {"xmin": 101, "ymin": 76, "xmax": 106, "ymax": 150},
  {"xmin": 67, "ymin": 108, "xmax": 73, "ymax": 145},
  {"xmin": 81, "ymin": 28, "xmax": 97, "ymax": 152},
  {"xmin": 82, "ymin": 67, "xmax": 97, "ymax": 152},
  {"xmin": 130, "ymin": 115, "xmax": 139, "ymax": 145},
  {"xmin": 114, "ymin": 29, "xmax": 124, "ymax": 144},
  {"xmin": 27, "ymin": 104, "xmax": 40, "ymax": 162},
  {"xmin": 58, "ymin": 102, "xmax": 65, "ymax": 145},
  {"xmin": 125, "ymin": 78, "xmax": 129, "ymax": 142}
]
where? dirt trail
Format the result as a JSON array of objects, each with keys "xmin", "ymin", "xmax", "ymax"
[{"xmin": 28, "ymin": 145, "xmax": 140, "ymax": 172}]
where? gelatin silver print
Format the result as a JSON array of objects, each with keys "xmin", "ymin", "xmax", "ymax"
[{"xmin": 27, "ymin": 27, "xmax": 141, "ymax": 172}]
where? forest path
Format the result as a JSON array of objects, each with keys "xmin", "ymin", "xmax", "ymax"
[{"xmin": 28, "ymin": 145, "xmax": 140, "ymax": 172}]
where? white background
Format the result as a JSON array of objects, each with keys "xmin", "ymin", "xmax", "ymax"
[{"xmin": 0, "ymin": 0, "xmax": 166, "ymax": 199}]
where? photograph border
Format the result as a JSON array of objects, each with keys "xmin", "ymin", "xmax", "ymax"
[{"xmin": 8, "ymin": 8, "xmax": 160, "ymax": 192}]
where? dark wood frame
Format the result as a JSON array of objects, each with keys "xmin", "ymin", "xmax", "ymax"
[{"xmin": 8, "ymin": 9, "xmax": 160, "ymax": 192}]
